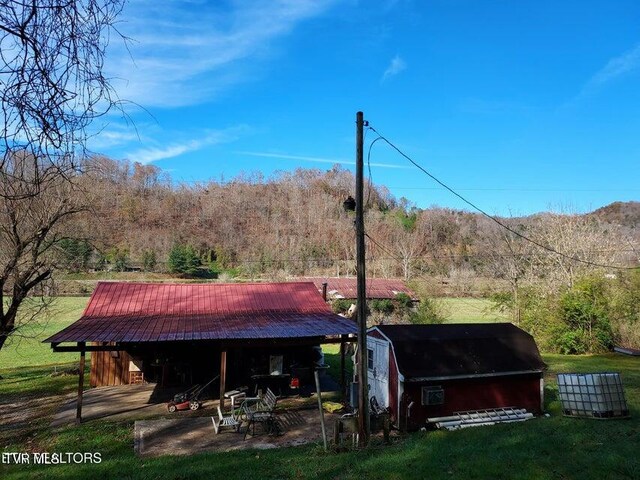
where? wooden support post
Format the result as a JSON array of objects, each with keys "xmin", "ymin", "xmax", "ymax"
[
  {"xmin": 314, "ymin": 368, "xmax": 328, "ymax": 451},
  {"xmin": 383, "ymin": 414, "xmax": 390, "ymax": 445},
  {"xmin": 219, "ymin": 349, "xmax": 227, "ymax": 410},
  {"xmin": 76, "ymin": 342, "xmax": 86, "ymax": 424}
]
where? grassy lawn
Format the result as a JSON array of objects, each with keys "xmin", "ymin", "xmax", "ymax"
[
  {"xmin": 1, "ymin": 353, "xmax": 639, "ymax": 479},
  {"xmin": 0, "ymin": 297, "xmax": 89, "ymax": 369},
  {"xmin": 323, "ymin": 344, "xmax": 354, "ymax": 383},
  {"xmin": 440, "ymin": 297, "xmax": 509, "ymax": 323}
]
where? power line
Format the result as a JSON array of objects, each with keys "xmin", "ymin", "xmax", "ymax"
[
  {"xmin": 366, "ymin": 137, "xmax": 383, "ymax": 207},
  {"xmin": 384, "ymin": 186, "xmax": 640, "ymax": 193},
  {"xmin": 366, "ymin": 124, "xmax": 638, "ymax": 271}
]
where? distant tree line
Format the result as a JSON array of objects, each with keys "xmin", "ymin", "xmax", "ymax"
[{"xmin": 61, "ymin": 158, "xmax": 639, "ymax": 282}]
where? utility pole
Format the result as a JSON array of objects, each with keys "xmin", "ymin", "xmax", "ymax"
[{"xmin": 355, "ymin": 111, "xmax": 370, "ymax": 446}]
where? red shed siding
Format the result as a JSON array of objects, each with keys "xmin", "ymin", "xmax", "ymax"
[{"xmin": 401, "ymin": 373, "xmax": 542, "ymax": 429}]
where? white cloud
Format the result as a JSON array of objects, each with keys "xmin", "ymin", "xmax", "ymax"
[
  {"xmin": 236, "ymin": 151, "xmax": 411, "ymax": 169},
  {"xmin": 580, "ymin": 43, "xmax": 640, "ymax": 96},
  {"xmin": 127, "ymin": 126, "xmax": 247, "ymax": 164},
  {"xmin": 106, "ymin": 0, "xmax": 337, "ymax": 108},
  {"xmin": 88, "ymin": 129, "xmax": 141, "ymax": 150},
  {"xmin": 381, "ymin": 54, "xmax": 407, "ymax": 82}
]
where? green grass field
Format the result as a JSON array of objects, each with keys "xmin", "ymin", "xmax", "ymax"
[
  {"xmin": 0, "ymin": 297, "xmax": 88, "ymax": 369},
  {"xmin": 439, "ymin": 297, "xmax": 509, "ymax": 323}
]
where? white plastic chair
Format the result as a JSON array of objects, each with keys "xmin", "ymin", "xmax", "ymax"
[{"xmin": 212, "ymin": 406, "xmax": 241, "ymax": 434}]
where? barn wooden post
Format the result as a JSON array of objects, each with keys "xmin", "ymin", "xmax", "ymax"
[
  {"xmin": 76, "ymin": 342, "xmax": 86, "ymax": 424},
  {"xmin": 219, "ymin": 349, "xmax": 227, "ymax": 410}
]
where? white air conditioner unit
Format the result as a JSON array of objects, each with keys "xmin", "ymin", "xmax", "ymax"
[{"xmin": 421, "ymin": 386, "xmax": 444, "ymax": 406}]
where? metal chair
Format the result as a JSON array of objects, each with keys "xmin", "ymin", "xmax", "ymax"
[{"xmin": 241, "ymin": 388, "xmax": 280, "ymax": 439}]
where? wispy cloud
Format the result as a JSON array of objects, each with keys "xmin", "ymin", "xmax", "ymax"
[
  {"xmin": 579, "ymin": 43, "xmax": 640, "ymax": 97},
  {"xmin": 381, "ymin": 55, "xmax": 407, "ymax": 82},
  {"xmin": 127, "ymin": 126, "xmax": 247, "ymax": 164},
  {"xmin": 88, "ymin": 127, "xmax": 142, "ymax": 150},
  {"xmin": 107, "ymin": 1, "xmax": 337, "ymax": 108},
  {"xmin": 236, "ymin": 151, "xmax": 411, "ymax": 169}
]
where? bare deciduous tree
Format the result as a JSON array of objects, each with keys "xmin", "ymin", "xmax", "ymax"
[
  {"xmin": 0, "ymin": 0, "xmax": 124, "ymax": 352},
  {"xmin": 482, "ymin": 221, "xmax": 536, "ymax": 324},
  {"xmin": 531, "ymin": 212, "xmax": 625, "ymax": 289}
]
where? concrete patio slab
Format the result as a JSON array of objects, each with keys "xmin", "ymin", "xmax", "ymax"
[
  {"xmin": 51, "ymin": 383, "xmax": 169, "ymax": 427},
  {"xmin": 51, "ymin": 374, "xmax": 343, "ymax": 428},
  {"xmin": 135, "ymin": 408, "xmax": 340, "ymax": 457}
]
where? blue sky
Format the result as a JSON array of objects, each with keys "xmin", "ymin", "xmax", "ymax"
[{"xmin": 92, "ymin": 0, "xmax": 640, "ymax": 216}]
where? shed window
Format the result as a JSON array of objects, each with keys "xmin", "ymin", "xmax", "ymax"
[
  {"xmin": 422, "ymin": 386, "xmax": 444, "ymax": 406},
  {"xmin": 367, "ymin": 348, "xmax": 374, "ymax": 370}
]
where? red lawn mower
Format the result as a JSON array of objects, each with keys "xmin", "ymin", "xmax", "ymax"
[{"xmin": 167, "ymin": 375, "xmax": 219, "ymax": 413}]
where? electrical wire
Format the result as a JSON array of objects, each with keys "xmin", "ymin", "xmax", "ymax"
[
  {"xmin": 384, "ymin": 186, "xmax": 640, "ymax": 193},
  {"xmin": 366, "ymin": 124, "xmax": 638, "ymax": 271},
  {"xmin": 366, "ymin": 137, "xmax": 383, "ymax": 208}
]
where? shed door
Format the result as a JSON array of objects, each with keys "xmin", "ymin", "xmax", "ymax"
[{"xmin": 367, "ymin": 337, "xmax": 389, "ymax": 408}]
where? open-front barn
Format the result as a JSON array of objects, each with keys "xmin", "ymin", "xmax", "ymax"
[{"xmin": 45, "ymin": 281, "xmax": 356, "ymax": 421}]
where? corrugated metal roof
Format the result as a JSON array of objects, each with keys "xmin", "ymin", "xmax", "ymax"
[
  {"xmin": 303, "ymin": 277, "xmax": 417, "ymax": 300},
  {"xmin": 45, "ymin": 281, "xmax": 356, "ymax": 343},
  {"xmin": 373, "ymin": 323, "xmax": 545, "ymax": 379}
]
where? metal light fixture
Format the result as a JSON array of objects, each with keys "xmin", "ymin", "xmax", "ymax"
[{"xmin": 343, "ymin": 196, "xmax": 356, "ymax": 212}]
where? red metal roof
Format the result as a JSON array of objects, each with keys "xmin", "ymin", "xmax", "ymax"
[
  {"xmin": 45, "ymin": 281, "xmax": 356, "ymax": 344},
  {"xmin": 304, "ymin": 277, "xmax": 417, "ymax": 300}
]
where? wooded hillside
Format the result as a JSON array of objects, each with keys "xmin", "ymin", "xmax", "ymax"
[{"xmin": 59, "ymin": 157, "xmax": 638, "ymax": 291}]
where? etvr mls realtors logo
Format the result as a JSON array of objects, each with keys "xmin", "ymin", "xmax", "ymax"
[{"xmin": 2, "ymin": 452, "xmax": 102, "ymax": 465}]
